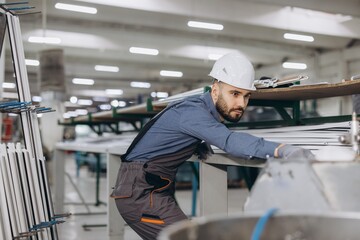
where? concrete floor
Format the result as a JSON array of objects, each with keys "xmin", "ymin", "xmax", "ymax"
[{"xmin": 54, "ymin": 154, "xmax": 249, "ymax": 240}]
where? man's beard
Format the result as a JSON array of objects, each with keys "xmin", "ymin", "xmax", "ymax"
[{"xmin": 215, "ymin": 94, "xmax": 244, "ymax": 123}]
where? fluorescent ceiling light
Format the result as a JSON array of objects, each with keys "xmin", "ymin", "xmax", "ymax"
[
  {"xmin": 94, "ymin": 65, "xmax": 119, "ymax": 72},
  {"xmin": 282, "ymin": 62, "xmax": 307, "ymax": 70},
  {"xmin": 55, "ymin": 3, "xmax": 97, "ymax": 14},
  {"xmin": 77, "ymin": 99, "xmax": 93, "ymax": 106},
  {"xmin": 93, "ymin": 96, "xmax": 109, "ymax": 102},
  {"xmin": 160, "ymin": 70, "xmax": 183, "ymax": 78},
  {"xmin": 208, "ymin": 54, "xmax": 223, "ymax": 61},
  {"xmin": 32, "ymin": 96, "xmax": 42, "ymax": 102},
  {"xmin": 110, "ymin": 100, "xmax": 119, "ymax": 107},
  {"xmin": 157, "ymin": 92, "xmax": 169, "ymax": 98},
  {"xmin": 284, "ymin": 33, "xmax": 314, "ymax": 42},
  {"xmin": 130, "ymin": 81, "xmax": 151, "ymax": 88},
  {"xmin": 151, "ymin": 92, "xmax": 169, "ymax": 98},
  {"xmin": 110, "ymin": 100, "xmax": 126, "ymax": 108},
  {"xmin": 28, "ymin": 36, "xmax": 61, "ymax": 44},
  {"xmin": 75, "ymin": 109, "xmax": 88, "ymax": 115},
  {"xmin": 187, "ymin": 21, "xmax": 223, "ymax": 31},
  {"xmin": 2, "ymin": 82, "xmax": 16, "ymax": 88},
  {"xmin": 25, "ymin": 59, "xmax": 40, "ymax": 66},
  {"xmin": 72, "ymin": 78, "xmax": 95, "ymax": 85},
  {"xmin": 118, "ymin": 101, "xmax": 126, "ymax": 107},
  {"xmin": 64, "ymin": 111, "xmax": 78, "ymax": 118},
  {"xmin": 70, "ymin": 96, "xmax": 78, "ymax": 104},
  {"xmin": 106, "ymin": 89, "xmax": 123, "ymax": 95},
  {"xmin": 99, "ymin": 104, "xmax": 111, "ymax": 110},
  {"xmin": 129, "ymin": 47, "xmax": 159, "ymax": 56}
]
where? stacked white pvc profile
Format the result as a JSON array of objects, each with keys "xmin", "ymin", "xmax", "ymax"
[
  {"xmin": 0, "ymin": 143, "xmax": 47, "ymax": 240},
  {"xmin": 239, "ymin": 121, "xmax": 351, "ymax": 149},
  {"xmin": 227, "ymin": 121, "xmax": 354, "ymax": 157}
]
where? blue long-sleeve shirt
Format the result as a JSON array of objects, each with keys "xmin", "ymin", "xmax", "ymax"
[{"xmin": 125, "ymin": 91, "xmax": 279, "ymax": 161}]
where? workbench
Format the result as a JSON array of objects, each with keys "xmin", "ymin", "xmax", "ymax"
[
  {"xmin": 54, "ymin": 80, "xmax": 360, "ymax": 239},
  {"xmin": 53, "ymin": 122, "xmax": 350, "ymax": 239}
]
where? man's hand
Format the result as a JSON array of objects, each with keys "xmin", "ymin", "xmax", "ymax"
[
  {"xmin": 193, "ymin": 142, "xmax": 213, "ymax": 160},
  {"xmin": 278, "ymin": 144, "xmax": 315, "ymax": 160}
]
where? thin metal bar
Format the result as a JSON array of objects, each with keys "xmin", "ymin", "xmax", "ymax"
[
  {"xmin": 15, "ymin": 143, "xmax": 34, "ymax": 234},
  {"xmin": 65, "ymin": 172, "xmax": 91, "ymax": 214},
  {"xmin": 25, "ymin": 150, "xmax": 46, "ymax": 239},
  {"xmin": 293, "ymin": 101, "xmax": 301, "ymax": 125},
  {"xmin": 0, "ymin": 146, "xmax": 19, "ymax": 237},
  {"xmin": 0, "ymin": 155, "xmax": 13, "ymax": 240},
  {"xmin": 7, "ymin": 6, "xmax": 34, "ymax": 11},
  {"xmin": 22, "ymin": 149, "xmax": 41, "ymax": 233},
  {"xmin": 7, "ymin": 143, "xmax": 28, "ymax": 233},
  {"xmin": 14, "ymin": 11, "xmax": 42, "ymax": 15},
  {"xmin": 0, "ymin": 207, "xmax": 3, "ymax": 240},
  {"xmin": 95, "ymin": 153, "xmax": 105, "ymax": 206},
  {"xmin": 0, "ymin": 2, "xmax": 29, "ymax": 6}
]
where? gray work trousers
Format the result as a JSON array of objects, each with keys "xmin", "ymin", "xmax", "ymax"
[{"xmin": 111, "ymin": 162, "xmax": 188, "ymax": 240}]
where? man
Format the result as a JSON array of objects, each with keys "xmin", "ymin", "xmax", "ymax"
[{"xmin": 111, "ymin": 52, "xmax": 314, "ymax": 239}]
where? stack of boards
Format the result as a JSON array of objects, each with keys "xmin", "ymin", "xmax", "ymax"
[{"xmin": 0, "ymin": 143, "xmax": 62, "ymax": 240}]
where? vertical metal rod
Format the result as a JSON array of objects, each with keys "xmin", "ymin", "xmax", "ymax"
[
  {"xmin": 0, "ymin": 155, "xmax": 13, "ymax": 240},
  {"xmin": 23, "ymin": 150, "xmax": 43, "ymax": 239},
  {"xmin": 0, "ymin": 207, "xmax": 3, "ymax": 240},
  {"xmin": 15, "ymin": 143, "xmax": 35, "ymax": 234},
  {"xmin": 191, "ymin": 162, "xmax": 199, "ymax": 217},
  {"xmin": 95, "ymin": 153, "xmax": 101, "ymax": 206}
]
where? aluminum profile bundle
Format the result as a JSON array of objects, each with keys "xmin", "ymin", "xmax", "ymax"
[{"xmin": 0, "ymin": 143, "xmax": 61, "ymax": 240}]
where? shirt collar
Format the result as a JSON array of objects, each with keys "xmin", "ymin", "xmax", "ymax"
[{"xmin": 203, "ymin": 91, "xmax": 222, "ymax": 122}]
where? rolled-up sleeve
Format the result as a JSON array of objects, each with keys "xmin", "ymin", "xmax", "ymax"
[{"xmin": 179, "ymin": 105, "xmax": 279, "ymax": 159}]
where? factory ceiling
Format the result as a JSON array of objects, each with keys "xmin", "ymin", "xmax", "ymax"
[{"xmin": 3, "ymin": 0, "xmax": 360, "ymax": 109}]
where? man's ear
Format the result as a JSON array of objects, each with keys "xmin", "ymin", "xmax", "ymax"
[{"xmin": 211, "ymin": 82, "xmax": 220, "ymax": 102}]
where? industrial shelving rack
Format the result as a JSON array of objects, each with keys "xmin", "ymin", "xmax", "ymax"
[
  {"xmin": 0, "ymin": 3, "xmax": 63, "ymax": 240},
  {"xmin": 59, "ymin": 80, "xmax": 360, "ymax": 135}
]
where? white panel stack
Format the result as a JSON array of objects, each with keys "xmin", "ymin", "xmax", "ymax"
[
  {"xmin": 237, "ymin": 121, "xmax": 353, "ymax": 151},
  {"xmin": 0, "ymin": 143, "xmax": 49, "ymax": 239}
]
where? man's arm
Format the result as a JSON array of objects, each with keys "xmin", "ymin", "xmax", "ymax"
[{"xmin": 275, "ymin": 143, "xmax": 315, "ymax": 160}]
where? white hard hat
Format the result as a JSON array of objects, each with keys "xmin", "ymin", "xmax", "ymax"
[{"xmin": 209, "ymin": 52, "xmax": 256, "ymax": 91}]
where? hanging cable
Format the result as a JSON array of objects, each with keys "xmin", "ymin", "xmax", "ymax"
[{"xmin": 251, "ymin": 208, "xmax": 279, "ymax": 240}]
